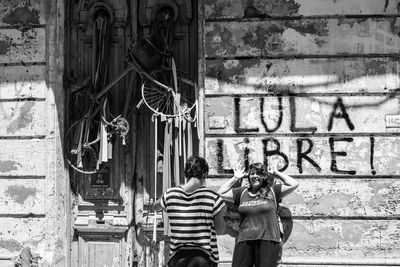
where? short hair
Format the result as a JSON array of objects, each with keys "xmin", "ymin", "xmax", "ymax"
[
  {"xmin": 184, "ymin": 156, "xmax": 209, "ymax": 179},
  {"xmin": 248, "ymin": 163, "xmax": 273, "ymax": 188}
]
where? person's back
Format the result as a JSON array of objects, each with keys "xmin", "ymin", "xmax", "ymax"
[
  {"xmin": 153, "ymin": 156, "xmax": 226, "ymax": 267},
  {"xmin": 161, "ymin": 186, "xmax": 225, "ymax": 264}
]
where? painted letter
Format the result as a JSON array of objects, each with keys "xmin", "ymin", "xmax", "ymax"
[
  {"xmin": 296, "ymin": 138, "xmax": 321, "ymax": 173},
  {"xmin": 262, "ymin": 138, "xmax": 289, "ymax": 171},
  {"xmin": 216, "ymin": 139, "xmax": 234, "ymax": 175},
  {"xmin": 234, "ymin": 98, "xmax": 259, "ymax": 133},
  {"xmin": 329, "ymin": 137, "xmax": 356, "ymax": 175},
  {"xmin": 244, "ymin": 138, "xmax": 250, "ymax": 171},
  {"xmin": 327, "ymin": 97, "xmax": 354, "ymax": 131},
  {"xmin": 259, "ymin": 97, "xmax": 283, "ymax": 133}
]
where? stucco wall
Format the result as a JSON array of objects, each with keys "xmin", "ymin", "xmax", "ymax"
[
  {"xmin": 200, "ymin": 0, "xmax": 400, "ymax": 266},
  {"xmin": 0, "ymin": 0, "xmax": 68, "ymax": 266}
]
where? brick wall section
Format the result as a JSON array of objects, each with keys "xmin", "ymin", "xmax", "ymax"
[
  {"xmin": 200, "ymin": 0, "xmax": 400, "ymax": 265},
  {"xmin": 0, "ymin": 0, "xmax": 68, "ymax": 266}
]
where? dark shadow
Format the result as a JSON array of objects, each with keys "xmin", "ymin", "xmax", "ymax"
[{"xmin": 279, "ymin": 206, "xmax": 293, "ymax": 244}]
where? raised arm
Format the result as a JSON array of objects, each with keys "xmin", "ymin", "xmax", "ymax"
[
  {"xmin": 217, "ymin": 168, "xmax": 247, "ymax": 203},
  {"xmin": 271, "ymin": 165, "xmax": 299, "ymax": 198}
]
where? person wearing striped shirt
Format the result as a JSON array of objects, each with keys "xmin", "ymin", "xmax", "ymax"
[{"xmin": 153, "ymin": 156, "xmax": 226, "ymax": 267}]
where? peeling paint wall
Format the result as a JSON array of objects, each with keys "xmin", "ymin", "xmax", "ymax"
[
  {"xmin": 0, "ymin": 0, "xmax": 68, "ymax": 266},
  {"xmin": 201, "ymin": 0, "xmax": 400, "ymax": 266}
]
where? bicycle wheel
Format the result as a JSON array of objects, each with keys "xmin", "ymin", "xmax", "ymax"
[
  {"xmin": 141, "ymin": 69, "xmax": 197, "ymax": 119},
  {"xmin": 64, "ymin": 102, "xmax": 107, "ymax": 175}
]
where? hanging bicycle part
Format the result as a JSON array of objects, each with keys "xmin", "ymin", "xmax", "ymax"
[
  {"xmin": 66, "ymin": 8, "xmax": 116, "ymax": 175},
  {"xmin": 141, "ymin": 68, "xmax": 197, "ymax": 120},
  {"xmin": 66, "ymin": 3, "xmax": 198, "ymax": 175},
  {"xmin": 131, "ymin": 5, "xmax": 174, "ymax": 71}
]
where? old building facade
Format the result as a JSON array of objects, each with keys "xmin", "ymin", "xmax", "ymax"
[{"xmin": 0, "ymin": 0, "xmax": 400, "ymax": 266}]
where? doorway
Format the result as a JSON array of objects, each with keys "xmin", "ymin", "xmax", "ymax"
[{"xmin": 64, "ymin": 0, "xmax": 198, "ymax": 266}]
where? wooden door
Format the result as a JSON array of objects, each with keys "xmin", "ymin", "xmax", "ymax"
[
  {"xmin": 134, "ymin": 0, "xmax": 199, "ymax": 265},
  {"xmin": 65, "ymin": 0, "xmax": 134, "ymax": 266},
  {"xmin": 65, "ymin": 0, "xmax": 198, "ymax": 266}
]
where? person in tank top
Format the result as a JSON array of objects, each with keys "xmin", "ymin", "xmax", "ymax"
[{"xmin": 218, "ymin": 163, "xmax": 299, "ymax": 267}]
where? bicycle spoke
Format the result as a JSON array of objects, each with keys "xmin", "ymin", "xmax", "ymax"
[
  {"xmin": 146, "ymin": 91, "xmax": 169, "ymax": 104},
  {"xmin": 144, "ymin": 94, "xmax": 164, "ymax": 103},
  {"xmin": 141, "ymin": 69, "xmax": 196, "ymax": 118},
  {"xmin": 158, "ymin": 94, "xmax": 170, "ymax": 115},
  {"xmin": 153, "ymin": 95, "xmax": 167, "ymax": 111}
]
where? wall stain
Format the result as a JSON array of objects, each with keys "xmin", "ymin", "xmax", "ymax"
[
  {"xmin": 367, "ymin": 181, "xmax": 392, "ymax": 195},
  {"xmin": 313, "ymin": 227, "xmax": 342, "ymax": 249},
  {"xmin": 342, "ymin": 221, "xmax": 365, "ymax": 244},
  {"xmin": 242, "ymin": 25, "xmax": 282, "ymax": 50},
  {"xmin": 365, "ymin": 60, "xmax": 388, "ymax": 75},
  {"xmin": 315, "ymin": 38, "xmax": 328, "ymax": 48},
  {"xmin": 205, "ymin": 24, "xmax": 238, "ymax": 56},
  {"xmin": 309, "ymin": 193, "xmax": 352, "ymax": 215},
  {"xmin": 270, "ymin": 0, "xmax": 300, "ymax": 16},
  {"xmin": 0, "ymin": 238, "xmax": 22, "ymax": 252},
  {"xmin": 56, "ymin": 238, "xmax": 64, "ymax": 250},
  {"xmin": 244, "ymin": 0, "xmax": 300, "ymax": 18},
  {"xmin": 220, "ymin": 27, "xmax": 237, "ymax": 55},
  {"xmin": 2, "ymin": 7, "xmax": 40, "ymax": 26},
  {"xmin": 0, "ymin": 161, "xmax": 18, "ymax": 172},
  {"xmin": 337, "ymin": 18, "xmax": 368, "ymax": 27},
  {"xmin": 389, "ymin": 18, "xmax": 400, "ymax": 36},
  {"xmin": 206, "ymin": 0, "xmax": 300, "ymax": 18},
  {"xmin": 0, "ymin": 39, "xmax": 11, "ymax": 55},
  {"xmin": 5, "ymin": 185, "xmax": 37, "ymax": 204},
  {"xmin": 370, "ymin": 184, "xmax": 400, "ymax": 212},
  {"xmin": 244, "ymin": 1, "xmax": 264, "ymax": 18},
  {"xmin": 206, "ymin": 0, "xmax": 231, "ymax": 17},
  {"xmin": 286, "ymin": 20, "xmax": 329, "ymax": 36},
  {"xmin": 207, "ymin": 98, "xmax": 232, "ymax": 116},
  {"xmin": 284, "ymin": 222, "xmax": 313, "ymax": 250},
  {"xmin": 206, "ymin": 59, "xmax": 261, "ymax": 84},
  {"xmin": 6, "ymin": 102, "xmax": 35, "ymax": 134}
]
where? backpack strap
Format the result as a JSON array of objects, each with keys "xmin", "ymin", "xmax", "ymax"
[
  {"xmin": 239, "ymin": 188, "xmax": 248, "ymax": 201},
  {"xmin": 270, "ymin": 186, "xmax": 278, "ymax": 209},
  {"xmin": 270, "ymin": 186, "xmax": 284, "ymax": 241}
]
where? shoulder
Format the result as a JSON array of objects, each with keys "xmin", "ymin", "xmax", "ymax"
[
  {"xmin": 197, "ymin": 187, "xmax": 220, "ymax": 197},
  {"xmin": 198, "ymin": 187, "xmax": 218, "ymax": 193},
  {"xmin": 232, "ymin": 186, "xmax": 247, "ymax": 193},
  {"xmin": 166, "ymin": 186, "xmax": 181, "ymax": 193},
  {"xmin": 165, "ymin": 187, "xmax": 184, "ymax": 196},
  {"xmin": 232, "ymin": 186, "xmax": 247, "ymax": 197}
]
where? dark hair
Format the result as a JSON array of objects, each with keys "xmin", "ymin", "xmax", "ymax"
[
  {"xmin": 248, "ymin": 163, "xmax": 273, "ymax": 189},
  {"xmin": 184, "ymin": 156, "xmax": 209, "ymax": 180}
]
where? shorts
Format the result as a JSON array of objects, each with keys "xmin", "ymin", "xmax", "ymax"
[
  {"xmin": 232, "ymin": 240, "xmax": 281, "ymax": 267},
  {"xmin": 168, "ymin": 248, "xmax": 217, "ymax": 267}
]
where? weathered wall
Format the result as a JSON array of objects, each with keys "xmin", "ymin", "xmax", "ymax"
[
  {"xmin": 0, "ymin": 0, "xmax": 68, "ymax": 266},
  {"xmin": 200, "ymin": 0, "xmax": 400, "ymax": 266}
]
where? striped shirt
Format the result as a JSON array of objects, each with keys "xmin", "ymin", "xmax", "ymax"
[{"xmin": 160, "ymin": 186, "xmax": 226, "ymax": 262}]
